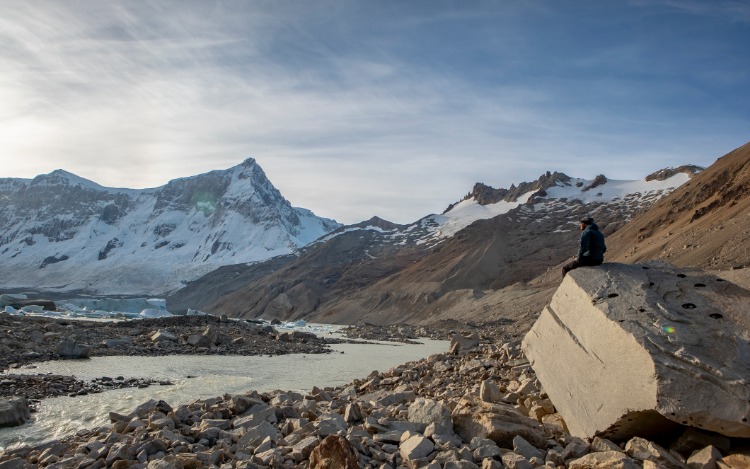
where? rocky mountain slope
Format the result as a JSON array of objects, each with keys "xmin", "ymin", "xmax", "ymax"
[
  {"xmin": 0, "ymin": 159, "xmax": 340, "ymax": 295},
  {"xmin": 199, "ymin": 168, "xmax": 700, "ymax": 324},
  {"xmin": 608, "ymin": 141, "xmax": 750, "ymax": 270}
]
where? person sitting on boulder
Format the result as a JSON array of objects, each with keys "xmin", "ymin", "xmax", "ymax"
[{"xmin": 562, "ymin": 217, "xmax": 606, "ymax": 278}]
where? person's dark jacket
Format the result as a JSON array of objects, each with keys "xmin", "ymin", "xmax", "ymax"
[{"xmin": 578, "ymin": 223, "xmax": 606, "ymax": 262}]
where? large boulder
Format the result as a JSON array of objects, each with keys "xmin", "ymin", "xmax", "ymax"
[
  {"xmin": 56, "ymin": 340, "xmax": 91, "ymax": 358},
  {"xmin": 522, "ymin": 262, "xmax": 750, "ymax": 440},
  {"xmin": 452, "ymin": 396, "xmax": 547, "ymax": 448},
  {"xmin": 0, "ymin": 398, "xmax": 31, "ymax": 427}
]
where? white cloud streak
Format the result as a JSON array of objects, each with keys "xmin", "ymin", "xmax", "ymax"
[{"xmin": 0, "ymin": 1, "xmax": 747, "ymax": 224}]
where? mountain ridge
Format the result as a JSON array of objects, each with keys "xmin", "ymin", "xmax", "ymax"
[
  {"xmin": 0, "ymin": 159, "xmax": 340, "ymax": 295},
  {"xmin": 195, "ymin": 167, "xmax": 700, "ymax": 323}
]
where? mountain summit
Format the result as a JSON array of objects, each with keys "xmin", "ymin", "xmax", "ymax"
[{"xmin": 0, "ymin": 159, "xmax": 340, "ymax": 295}]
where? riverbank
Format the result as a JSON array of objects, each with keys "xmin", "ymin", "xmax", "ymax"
[
  {"xmin": 0, "ymin": 314, "xmax": 340, "ymax": 406},
  {"xmin": 0, "ymin": 314, "xmax": 513, "ymax": 404},
  {"xmin": 3, "ymin": 334, "xmax": 747, "ymax": 468}
]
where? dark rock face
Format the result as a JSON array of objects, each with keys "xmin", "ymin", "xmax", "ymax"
[
  {"xmin": 446, "ymin": 171, "xmax": 573, "ymax": 210},
  {"xmin": 56, "ymin": 340, "xmax": 91, "ymax": 359},
  {"xmin": 40, "ymin": 255, "xmax": 69, "ymax": 269},
  {"xmin": 0, "ymin": 397, "xmax": 31, "ymax": 427},
  {"xmin": 97, "ymin": 238, "xmax": 122, "ymax": 260},
  {"xmin": 582, "ymin": 174, "xmax": 607, "ymax": 192},
  {"xmin": 645, "ymin": 165, "xmax": 703, "ymax": 181}
]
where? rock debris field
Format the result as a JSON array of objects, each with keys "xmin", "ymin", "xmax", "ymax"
[{"xmin": 1, "ymin": 323, "xmax": 749, "ymax": 468}]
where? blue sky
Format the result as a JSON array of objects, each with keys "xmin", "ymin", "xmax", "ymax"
[{"xmin": 1, "ymin": 1, "xmax": 748, "ymax": 224}]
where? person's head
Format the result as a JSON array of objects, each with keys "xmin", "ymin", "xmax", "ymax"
[{"xmin": 579, "ymin": 217, "xmax": 594, "ymax": 229}]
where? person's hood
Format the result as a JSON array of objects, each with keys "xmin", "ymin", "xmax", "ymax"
[{"xmin": 586, "ymin": 223, "xmax": 600, "ymax": 231}]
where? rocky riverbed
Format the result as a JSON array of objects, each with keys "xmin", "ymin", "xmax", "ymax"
[
  {"xmin": 2, "ymin": 332, "xmax": 748, "ymax": 468},
  {"xmin": 0, "ymin": 314, "xmax": 513, "ymax": 406}
]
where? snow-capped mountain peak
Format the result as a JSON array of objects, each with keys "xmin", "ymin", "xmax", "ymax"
[{"xmin": 0, "ymin": 159, "xmax": 340, "ymax": 295}]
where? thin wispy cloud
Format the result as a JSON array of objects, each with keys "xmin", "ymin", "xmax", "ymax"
[{"xmin": 0, "ymin": 1, "xmax": 748, "ymax": 224}]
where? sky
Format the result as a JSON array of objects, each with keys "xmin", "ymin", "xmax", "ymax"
[{"xmin": 1, "ymin": 1, "xmax": 749, "ymax": 225}]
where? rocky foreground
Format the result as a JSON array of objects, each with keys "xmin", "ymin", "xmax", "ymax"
[{"xmin": 2, "ymin": 335, "xmax": 749, "ymax": 469}]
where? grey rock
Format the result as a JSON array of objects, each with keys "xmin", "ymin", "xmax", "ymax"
[
  {"xmin": 591, "ymin": 436, "xmax": 622, "ymax": 453},
  {"xmin": 686, "ymin": 446, "xmax": 721, "ymax": 469},
  {"xmin": 150, "ymin": 330, "xmax": 177, "ymax": 342},
  {"xmin": 56, "ymin": 340, "xmax": 91, "ymax": 358},
  {"xmin": 479, "ymin": 380, "xmax": 502, "ymax": 404},
  {"xmin": 568, "ymin": 451, "xmax": 641, "ymax": 469},
  {"xmin": 452, "ymin": 396, "xmax": 547, "ymax": 448},
  {"xmin": 399, "ymin": 434, "xmax": 435, "ymax": 461},
  {"xmin": 408, "ymin": 398, "xmax": 453, "ymax": 435},
  {"xmin": 501, "ymin": 452, "xmax": 533, "ymax": 469},
  {"xmin": 237, "ymin": 421, "xmax": 279, "ymax": 448},
  {"xmin": 444, "ymin": 462, "xmax": 480, "ymax": 469},
  {"xmin": 344, "ymin": 402, "xmax": 364, "ymax": 423},
  {"xmin": 625, "ymin": 437, "xmax": 687, "ymax": 469},
  {"xmin": 0, "ymin": 397, "xmax": 31, "ymax": 427},
  {"xmin": 450, "ymin": 333, "xmax": 480, "ymax": 355},
  {"xmin": 0, "ymin": 458, "xmax": 24, "ymax": 469},
  {"xmin": 523, "ymin": 263, "xmax": 750, "ymax": 440},
  {"xmin": 513, "ymin": 435, "xmax": 546, "ymax": 461},
  {"xmin": 291, "ymin": 436, "xmax": 319, "ymax": 463}
]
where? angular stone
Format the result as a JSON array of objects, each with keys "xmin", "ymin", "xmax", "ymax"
[
  {"xmin": 718, "ymin": 454, "xmax": 750, "ymax": 468},
  {"xmin": 376, "ymin": 391, "xmax": 417, "ymax": 407},
  {"xmin": 470, "ymin": 436, "xmax": 501, "ymax": 460},
  {"xmin": 0, "ymin": 397, "xmax": 31, "ymax": 427},
  {"xmin": 452, "ymin": 396, "xmax": 546, "ymax": 448},
  {"xmin": 309, "ymin": 435, "xmax": 359, "ymax": 469},
  {"xmin": 0, "ymin": 458, "xmax": 24, "ymax": 469},
  {"xmin": 237, "ymin": 421, "xmax": 279, "ymax": 448},
  {"xmin": 105, "ymin": 442, "xmax": 135, "ymax": 465},
  {"xmin": 186, "ymin": 334, "xmax": 209, "ymax": 348},
  {"xmin": 686, "ymin": 446, "xmax": 721, "ymax": 469},
  {"xmin": 563, "ymin": 438, "xmax": 591, "ymax": 460},
  {"xmin": 400, "ymin": 434, "xmax": 435, "ymax": 461},
  {"xmin": 56, "ymin": 340, "xmax": 91, "ymax": 358},
  {"xmin": 344, "ymin": 402, "xmax": 364, "ymax": 423},
  {"xmin": 150, "ymin": 330, "xmax": 177, "ymax": 342},
  {"xmin": 408, "ymin": 398, "xmax": 453, "ymax": 435},
  {"xmin": 147, "ymin": 455, "xmax": 184, "ymax": 469},
  {"xmin": 513, "ymin": 435, "xmax": 545, "ymax": 461},
  {"xmin": 233, "ymin": 404, "xmax": 277, "ymax": 429},
  {"xmin": 625, "ymin": 437, "xmax": 687, "ymax": 469},
  {"xmin": 501, "ymin": 452, "xmax": 533, "ymax": 469},
  {"xmin": 523, "ymin": 262, "xmax": 750, "ymax": 440},
  {"xmin": 591, "ymin": 436, "xmax": 622, "ymax": 453},
  {"xmin": 445, "ymin": 462, "xmax": 480, "ymax": 469},
  {"xmin": 314, "ymin": 413, "xmax": 347, "ymax": 437},
  {"xmin": 292, "ymin": 436, "xmax": 320, "ymax": 462},
  {"xmin": 568, "ymin": 451, "xmax": 641, "ymax": 469},
  {"xmin": 450, "ymin": 333, "xmax": 480, "ymax": 355},
  {"xmin": 541, "ymin": 413, "xmax": 568, "ymax": 435},
  {"xmin": 479, "ymin": 380, "xmax": 502, "ymax": 404}
]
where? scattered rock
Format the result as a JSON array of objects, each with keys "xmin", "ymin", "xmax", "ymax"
[
  {"xmin": 308, "ymin": 435, "xmax": 358, "ymax": 469},
  {"xmin": 56, "ymin": 340, "xmax": 91, "ymax": 359}
]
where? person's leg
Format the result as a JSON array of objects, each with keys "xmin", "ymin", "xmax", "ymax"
[
  {"xmin": 562, "ymin": 259, "xmax": 580, "ymax": 278},
  {"xmin": 579, "ymin": 257, "xmax": 603, "ymax": 267}
]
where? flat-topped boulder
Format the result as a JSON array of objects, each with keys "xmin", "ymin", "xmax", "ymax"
[{"xmin": 522, "ymin": 261, "xmax": 750, "ymax": 440}]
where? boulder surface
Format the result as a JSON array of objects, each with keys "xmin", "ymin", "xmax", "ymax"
[{"xmin": 522, "ymin": 261, "xmax": 750, "ymax": 440}]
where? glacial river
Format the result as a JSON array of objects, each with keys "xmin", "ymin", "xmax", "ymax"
[{"xmin": 0, "ymin": 338, "xmax": 448, "ymax": 451}]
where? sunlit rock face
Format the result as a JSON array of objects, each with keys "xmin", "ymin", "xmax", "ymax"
[
  {"xmin": 523, "ymin": 261, "xmax": 750, "ymax": 441},
  {"xmin": 0, "ymin": 159, "xmax": 340, "ymax": 295}
]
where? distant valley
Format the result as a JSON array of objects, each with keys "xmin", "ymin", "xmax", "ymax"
[{"xmin": 6, "ymin": 142, "xmax": 750, "ymax": 329}]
